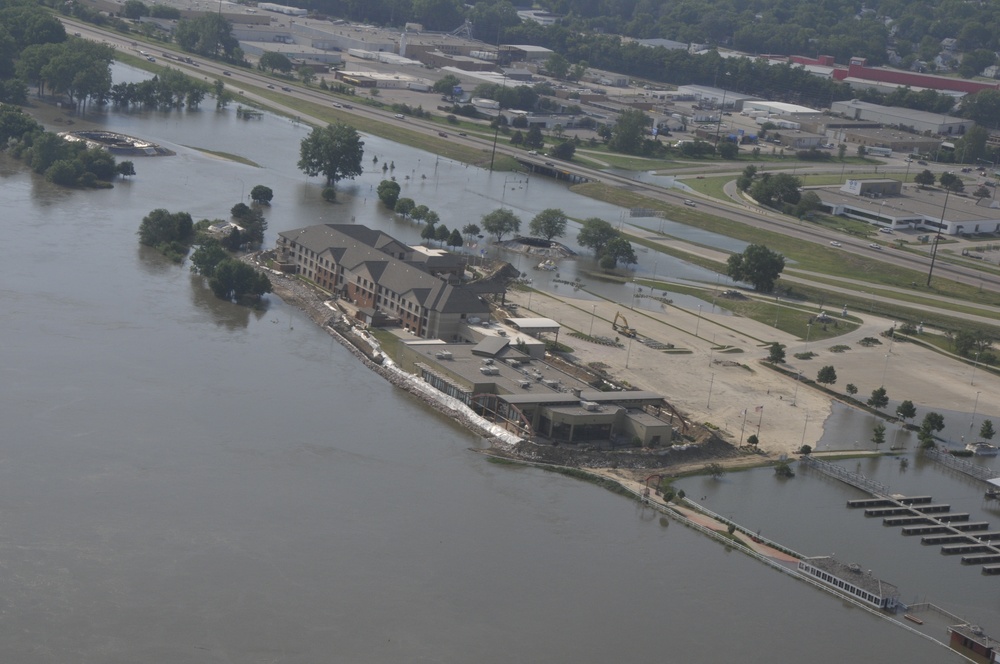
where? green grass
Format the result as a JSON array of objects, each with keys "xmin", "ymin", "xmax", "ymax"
[
  {"xmin": 574, "ymin": 182, "xmax": 1000, "ymax": 311},
  {"xmin": 183, "ymin": 146, "xmax": 260, "ymax": 167}
]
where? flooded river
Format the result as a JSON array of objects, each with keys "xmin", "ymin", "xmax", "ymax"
[{"xmin": 0, "ymin": 64, "xmax": 980, "ymax": 661}]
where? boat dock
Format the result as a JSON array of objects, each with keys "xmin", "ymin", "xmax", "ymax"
[{"xmin": 801, "ymin": 455, "xmax": 1000, "ymax": 574}]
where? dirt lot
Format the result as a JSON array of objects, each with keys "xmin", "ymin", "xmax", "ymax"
[{"xmin": 504, "ymin": 286, "xmax": 999, "ymax": 457}]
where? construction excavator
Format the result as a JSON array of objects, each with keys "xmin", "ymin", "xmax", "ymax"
[{"xmin": 612, "ymin": 311, "xmax": 637, "ymax": 338}]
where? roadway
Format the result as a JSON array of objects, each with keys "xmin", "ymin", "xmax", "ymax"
[{"xmin": 60, "ymin": 17, "xmax": 1000, "ymax": 297}]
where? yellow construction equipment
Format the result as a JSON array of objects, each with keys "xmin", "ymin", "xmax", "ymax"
[{"xmin": 612, "ymin": 311, "xmax": 637, "ymax": 338}]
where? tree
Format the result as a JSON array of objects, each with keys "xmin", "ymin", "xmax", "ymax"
[
  {"xmin": 895, "ymin": 400, "xmax": 917, "ymax": 422},
  {"xmin": 846, "ymin": 383, "xmax": 858, "ymax": 396},
  {"xmin": 867, "ymin": 386, "xmax": 889, "ymax": 409},
  {"xmin": 432, "ymin": 74, "xmax": 461, "ymax": 95},
  {"xmin": 116, "ymin": 160, "xmax": 136, "ymax": 178},
  {"xmin": 528, "ymin": 208, "xmax": 567, "ymax": 241},
  {"xmin": 856, "ymin": 145, "xmax": 867, "ymax": 158},
  {"xmin": 726, "ymin": 244, "xmax": 785, "ymax": 293},
  {"xmin": 601, "ymin": 236, "xmax": 637, "ymax": 268},
  {"xmin": 394, "ymin": 197, "xmax": 415, "ymax": 218},
  {"xmin": 837, "ymin": 143, "xmax": 847, "ymax": 160},
  {"xmin": 914, "ymin": 169, "xmax": 935, "ymax": 188},
  {"xmin": 939, "ymin": 172, "xmax": 965, "ymax": 193},
  {"xmin": 447, "ymin": 228, "xmax": 463, "ymax": 249},
  {"xmin": 434, "ymin": 224, "xmax": 450, "ymax": 244},
  {"xmin": 920, "ymin": 411, "xmax": 945, "ymax": 439},
  {"xmin": 816, "ymin": 365, "xmax": 837, "ymax": 385},
  {"xmin": 974, "ymin": 185, "xmax": 991, "ymax": 201},
  {"xmin": 297, "ymin": 122, "xmax": 365, "ymax": 187},
  {"xmin": 189, "ymin": 238, "xmax": 228, "ymax": 278},
  {"xmin": 550, "ymin": 140, "xmax": 576, "ymax": 160},
  {"xmin": 209, "ymin": 258, "xmax": 271, "ymax": 301},
  {"xmin": 749, "ymin": 172, "xmax": 801, "ymax": 208},
  {"xmin": 746, "ymin": 434, "xmax": 759, "ymax": 447},
  {"xmin": 961, "ymin": 90, "xmax": 1000, "ymax": 129},
  {"xmin": 411, "ymin": 204, "xmax": 429, "ymax": 223},
  {"xmin": 420, "ymin": 221, "xmax": 437, "ymax": 242},
  {"xmin": 577, "ymin": 217, "xmax": 617, "ymax": 257},
  {"xmin": 376, "ymin": 179, "xmax": 401, "ymax": 208},
  {"xmin": 545, "ymin": 53, "xmax": 570, "ymax": 79},
  {"xmin": 872, "ymin": 422, "xmax": 886, "ymax": 449},
  {"xmin": 704, "ymin": 463, "xmax": 725, "ymax": 479},
  {"xmin": 609, "ymin": 109, "xmax": 651, "ymax": 155},
  {"xmin": 981, "ymin": 420, "xmax": 996, "ymax": 441},
  {"xmin": 481, "ymin": 208, "xmax": 521, "ymax": 242},
  {"xmin": 174, "ymin": 14, "xmax": 239, "ymax": 59},
  {"xmin": 462, "ymin": 223, "xmax": 480, "ymax": 242},
  {"xmin": 122, "ymin": 0, "xmax": 148, "ymax": 19},
  {"xmin": 138, "ymin": 208, "xmax": 194, "ymax": 247},
  {"xmin": 718, "ymin": 141, "xmax": 739, "ymax": 159},
  {"xmin": 250, "ymin": 185, "xmax": 273, "ymax": 204},
  {"xmin": 258, "ymin": 51, "xmax": 293, "ymax": 74},
  {"xmin": 525, "ymin": 126, "xmax": 544, "ymax": 149},
  {"xmin": 768, "ymin": 342, "xmax": 785, "ymax": 364}
]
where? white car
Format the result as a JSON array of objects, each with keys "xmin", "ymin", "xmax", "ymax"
[
  {"xmin": 684, "ymin": 199, "xmax": 696, "ymax": 207},
  {"xmin": 879, "ymin": 227, "xmax": 894, "ymax": 234},
  {"xmin": 869, "ymin": 243, "xmax": 883, "ymax": 250},
  {"xmin": 829, "ymin": 241, "xmax": 842, "ymax": 247}
]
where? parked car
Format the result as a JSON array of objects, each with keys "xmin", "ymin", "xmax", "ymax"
[{"xmin": 222, "ymin": 70, "xmax": 231, "ymax": 76}]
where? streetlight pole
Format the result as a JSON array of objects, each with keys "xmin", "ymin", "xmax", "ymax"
[
  {"xmin": 926, "ymin": 185, "xmax": 954, "ymax": 287},
  {"xmin": 714, "ymin": 87, "xmax": 728, "ymax": 144},
  {"xmin": 588, "ymin": 304, "xmax": 596, "ymax": 337},
  {"xmin": 488, "ymin": 71, "xmax": 508, "ymax": 173},
  {"xmin": 707, "ymin": 373, "xmax": 715, "ymax": 409},
  {"xmin": 625, "ymin": 335, "xmax": 634, "ymax": 369},
  {"xmin": 695, "ymin": 304, "xmax": 702, "ymax": 337},
  {"xmin": 971, "ymin": 391, "xmax": 982, "ymax": 436},
  {"xmin": 971, "ymin": 350, "xmax": 982, "ymax": 386},
  {"xmin": 793, "ymin": 370, "xmax": 802, "ymax": 405},
  {"xmin": 881, "ymin": 353, "xmax": 890, "ymax": 387}
]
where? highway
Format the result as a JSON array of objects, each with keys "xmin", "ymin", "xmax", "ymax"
[{"xmin": 60, "ymin": 17, "xmax": 1000, "ymax": 297}]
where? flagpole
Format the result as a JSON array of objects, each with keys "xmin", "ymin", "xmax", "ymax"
[
  {"xmin": 739, "ymin": 409, "xmax": 748, "ymax": 447},
  {"xmin": 756, "ymin": 405, "xmax": 764, "ymax": 436}
]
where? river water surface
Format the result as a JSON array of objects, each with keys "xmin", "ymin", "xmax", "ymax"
[{"xmin": 0, "ymin": 66, "xmax": 983, "ymax": 661}]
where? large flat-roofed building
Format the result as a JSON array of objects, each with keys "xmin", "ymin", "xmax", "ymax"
[
  {"xmin": 499, "ymin": 44, "xmax": 555, "ymax": 65},
  {"xmin": 837, "ymin": 126, "xmax": 941, "ymax": 154},
  {"xmin": 815, "ymin": 179, "xmax": 1000, "ymax": 235},
  {"xmin": 398, "ymin": 339, "xmax": 674, "ymax": 446},
  {"xmin": 742, "ymin": 100, "xmax": 818, "ymax": 116},
  {"xmin": 831, "ymin": 99, "xmax": 974, "ymax": 136},
  {"xmin": 275, "ymin": 224, "xmax": 489, "ymax": 339}
]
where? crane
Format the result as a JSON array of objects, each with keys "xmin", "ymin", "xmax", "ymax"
[{"xmin": 612, "ymin": 311, "xmax": 637, "ymax": 338}]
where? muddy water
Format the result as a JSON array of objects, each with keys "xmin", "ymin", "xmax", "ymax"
[{"xmin": 0, "ymin": 65, "xmax": 971, "ymax": 661}]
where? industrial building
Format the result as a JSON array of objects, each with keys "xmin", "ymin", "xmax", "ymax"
[
  {"xmin": 815, "ymin": 179, "xmax": 1000, "ymax": 236},
  {"xmin": 831, "ymin": 99, "xmax": 974, "ymax": 136}
]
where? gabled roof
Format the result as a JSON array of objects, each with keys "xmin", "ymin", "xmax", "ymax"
[{"xmin": 278, "ymin": 223, "xmax": 489, "ymax": 315}]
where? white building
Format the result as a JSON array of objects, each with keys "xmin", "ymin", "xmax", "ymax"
[{"xmin": 831, "ymin": 99, "xmax": 974, "ymax": 135}]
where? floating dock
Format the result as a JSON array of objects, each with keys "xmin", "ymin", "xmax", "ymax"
[{"xmin": 801, "ymin": 455, "xmax": 1000, "ymax": 574}]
